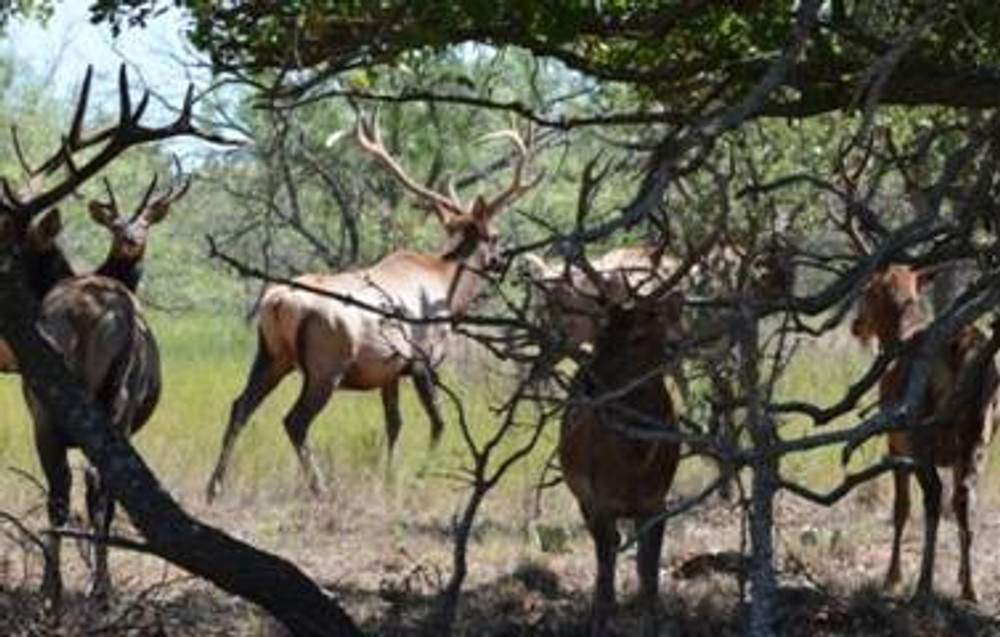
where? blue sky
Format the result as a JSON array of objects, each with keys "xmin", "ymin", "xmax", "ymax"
[{"xmin": 8, "ymin": 2, "xmax": 204, "ymax": 109}]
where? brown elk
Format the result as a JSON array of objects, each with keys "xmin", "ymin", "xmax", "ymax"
[
  {"xmin": 522, "ymin": 240, "xmax": 792, "ymax": 349},
  {"xmin": 205, "ymin": 113, "xmax": 538, "ymax": 501},
  {"xmin": 521, "ymin": 245, "xmax": 677, "ymax": 347},
  {"xmin": 852, "ymin": 263, "xmax": 1000, "ymax": 601},
  {"xmin": 0, "ymin": 65, "xmax": 213, "ymax": 607},
  {"xmin": 560, "ymin": 288, "xmax": 684, "ymax": 637},
  {"xmin": 0, "ymin": 172, "xmax": 188, "ymax": 373}
]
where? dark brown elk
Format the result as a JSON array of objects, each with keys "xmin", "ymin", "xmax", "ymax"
[
  {"xmin": 560, "ymin": 289, "xmax": 684, "ymax": 637},
  {"xmin": 852, "ymin": 264, "xmax": 1000, "ymax": 601},
  {"xmin": 205, "ymin": 114, "xmax": 538, "ymax": 501},
  {"xmin": 0, "ymin": 65, "xmax": 213, "ymax": 608},
  {"xmin": 0, "ymin": 173, "xmax": 188, "ymax": 373}
]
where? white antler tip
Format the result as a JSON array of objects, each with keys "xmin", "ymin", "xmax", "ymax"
[{"xmin": 324, "ymin": 129, "xmax": 350, "ymax": 148}]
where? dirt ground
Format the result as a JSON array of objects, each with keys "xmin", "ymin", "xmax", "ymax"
[{"xmin": 2, "ymin": 471, "xmax": 1000, "ymax": 636}]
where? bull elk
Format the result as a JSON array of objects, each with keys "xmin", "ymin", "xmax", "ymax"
[
  {"xmin": 522, "ymin": 240, "xmax": 792, "ymax": 349},
  {"xmin": 852, "ymin": 263, "xmax": 1000, "ymax": 601},
  {"xmin": 0, "ymin": 171, "xmax": 187, "ymax": 373},
  {"xmin": 0, "ymin": 65, "xmax": 215, "ymax": 607},
  {"xmin": 560, "ymin": 287, "xmax": 684, "ymax": 637},
  {"xmin": 205, "ymin": 113, "xmax": 539, "ymax": 501}
]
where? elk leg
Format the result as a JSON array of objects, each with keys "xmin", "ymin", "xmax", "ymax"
[
  {"xmin": 381, "ymin": 381, "xmax": 403, "ymax": 462},
  {"xmin": 284, "ymin": 374, "xmax": 335, "ymax": 498},
  {"xmin": 914, "ymin": 463, "xmax": 942, "ymax": 599},
  {"xmin": 36, "ymin": 432, "xmax": 70, "ymax": 611},
  {"xmin": 206, "ymin": 334, "xmax": 289, "ymax": 502},
  {"xmin": 636, "ymin": 514, "xmax": 665, "ymax": 637},
  {"xmin": 411, "ymin": 363, "xmax": 446, "ymax": 446},
  {"xmin": 585, "ymin": 510, "xmax": 619, "ymax": 637},
  {"xmin": 886, "ymin": 467, "xmax": 911, "ymax": 591},
  {"xmin": 952, "ymin": 463, "xmax": 977, "ymax": 601},
  {"xmin": 84, "ymin": 467, "xmax": 113, "ymax": 605}
]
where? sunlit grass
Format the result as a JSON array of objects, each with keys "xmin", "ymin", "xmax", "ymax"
[{"xmin": 1, "ymin": 310, "xmax": 997, "ymax": 523}]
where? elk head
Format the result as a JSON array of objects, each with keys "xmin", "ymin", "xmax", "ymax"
[
  {"xmin": 352, "ymin": 112, "xmax": 538, "ymax": 272},
  {"xmin": 88, "ymin": 167, "xmax": 190, "ymax": 290},
  {"xmin": 852, "ymin": 264, "xmax": 931, "ymax": 347}
]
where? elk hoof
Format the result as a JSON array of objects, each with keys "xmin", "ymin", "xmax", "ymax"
[
  {"xmin": 88, "ymin": 579, "xmax": 112, "ymax": 609},
  {"xmin": 960, "ymin": 586, "xmax": 978, "ymax": 603}
]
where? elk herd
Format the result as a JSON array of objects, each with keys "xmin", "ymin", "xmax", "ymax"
[{"xmin": 0, "ymin": 68, "xmax": 998, "ymax": 635}]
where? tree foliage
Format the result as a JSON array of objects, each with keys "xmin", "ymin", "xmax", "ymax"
[{"xmin": 91, "ymin": 1, "xmax": 1000, "ymax": 114}]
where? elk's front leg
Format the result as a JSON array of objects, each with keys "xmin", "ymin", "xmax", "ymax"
[
  {"xmin": 886, "ymin": 466, "xmax": 911, "ymax": 592},
  {"xmin": 585, "ymin": 510, "xmax": 619, "ymax": 637},
  {"xmin": 635, "ymin": 514, "xmax": 665, "ymax": 637},
  {"xmin": 36, "ymin": 430, "xmax": 70, "ymax": 611},
  {"xmin": 952, "ymin": 463, "xmax": 978, "ymax": 601},
  {"xmin": 914, "ymin": 463, "xmax": 942, "ymax": 599}
]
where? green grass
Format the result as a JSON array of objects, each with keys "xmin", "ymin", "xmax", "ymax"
[{"xmin": 2, "ymin": 311, "xmax": 998, "ymax": 520}]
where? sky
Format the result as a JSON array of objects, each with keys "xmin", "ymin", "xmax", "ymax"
[{"xmin": 7, "ymin": 2, "xmax": 206, "ymax": 112}]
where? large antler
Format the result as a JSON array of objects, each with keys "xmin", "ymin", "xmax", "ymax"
[
  {"xmin": 90, "ymin": 157, "xmax": 192, "ymax": 229},
  {"xmin": 477, "ymin": 127, "xmax": 539, "ymax": 218},
  {"xmin": 1, "ymin": 64, "xmax": 228, "ymax": 222},
  {"xmin": 353, "ymin": 111, "xmax": 466, "ymax": 223}
]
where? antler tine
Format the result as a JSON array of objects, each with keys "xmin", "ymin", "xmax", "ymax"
[
  {"xmin": 131, "ymin": 173, "xmax": 159, "ymax": 221},
  {"xmin": 68, "ymin": 65, "xmax": 93, "ymax": 149},
  {"xmin": 10, "ymin": 125, "xmax": 35, "ymax": 177},
  {"xmin": 117, "ymin": 64, "xmax": 132, "ymax": 129},
  {"xmin": 480, "ymin": 128, "xmax": 539, "ymax": 216},
  {"xmin": 353, "ymin": 109, "xmax": 465, "ymax": 221}
]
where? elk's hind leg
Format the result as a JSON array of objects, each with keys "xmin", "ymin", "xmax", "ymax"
[
  {"xmin": 84, "ymin": 467, "xmax": 113, "ymax": 605},
  {"xmin": 283, "ymin": 315, "xmax": 350, "ymax": 497},
  {"xmin": 206, "ymin": 329, "xmax": 292, "ymax": 502}
]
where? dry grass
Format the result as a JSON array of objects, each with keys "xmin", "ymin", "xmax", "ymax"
[{"xmin": 1, "ymin": 312, "xmax": 1000, "ymax": 635}]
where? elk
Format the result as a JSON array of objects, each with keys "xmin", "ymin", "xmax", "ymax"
[
  {"xmin": 521, "ymin": 245, "xmax": 677, "ymax": 347},
  {"xmin": 560, "ymin": 287, "xmax": 684, "ymax": 637},
  {"xmin": 205, "ymin": 113, "xmax": 538, "ymax": 501},
  {"xmin": 522, "ymin": 240, "xmax": 792, "ymax": 349},
  {"xmin": 0, "ymin": 172, "xmax": 188, "ymax": 373},
  {"xmin": 0, "ymin": 65, "xmax": 216, "ymax": 608},
  {"xmin": 852, "ymin": 263, "xmax": 1000, "ymax": 601}
]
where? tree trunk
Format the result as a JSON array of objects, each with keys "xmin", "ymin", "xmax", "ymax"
[
  {"xmin": 738, "ymin": 305, "xmax": 778, "ymax": 637},
  {"xmin": 0, "ymin": 248, "xmax": 362, "ymax": 637}
]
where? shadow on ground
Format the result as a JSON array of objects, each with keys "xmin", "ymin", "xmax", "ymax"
[{"xmin": 2, "ymin": 561, "xmax": 998, "ymax": 636}]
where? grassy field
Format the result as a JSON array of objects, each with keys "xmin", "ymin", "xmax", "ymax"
[{"xmin": 1, "ymin": 311, "xmax": 999, "ymax": 635}]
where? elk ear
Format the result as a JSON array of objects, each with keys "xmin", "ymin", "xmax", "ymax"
[
  {"xmin": 143, "ymin": 200, "xmax": 173, "ymax": 226},
  {"xmin": 88, "ymin": 201, "xmax": 116, "ymax": 227},
  {"xmin": 471, "ymin": 195, "xmax": 490, "ymax": 221},
  {"xmin": 37, "ymin": 208, "xmax": 63, "ymax": 239}
]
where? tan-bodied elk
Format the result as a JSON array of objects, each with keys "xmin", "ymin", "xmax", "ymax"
[
  {"xmin": 205, "ymin": 113, "xmax": 538, "ymax": 501},
  {"xmin": 3, "ymin": 65, "xmax": 209, "ymax": 608},
  {"xmin": 560, "ymin": 280, "xmax": 684, "ymax": 637},
  {"xmin": 852, "ymin": 262, "xmax": 1000, "ymax": 601}
]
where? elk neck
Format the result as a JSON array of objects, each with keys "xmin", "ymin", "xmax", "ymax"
[
  {"xmin": 96, "ymin": 254, "xmax": 142, "ymax": 293},
  {"xmin": 438, "ymin": 232, "xmax": 492, "ymax": 316},
  {"xmin": 23, "ymin": 246, "xmax": 74, "ymax": 300},
  {"xmin": 879, "ymin": 296, "xmax": 928, "ymax": 348}
]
